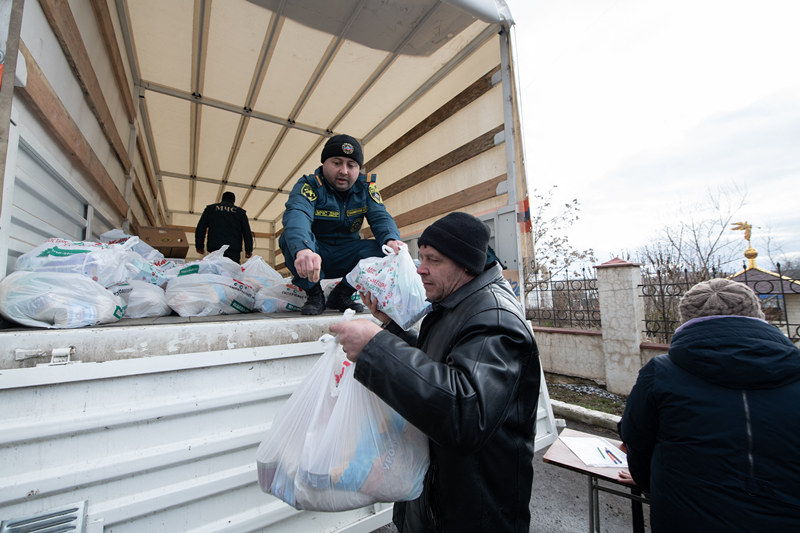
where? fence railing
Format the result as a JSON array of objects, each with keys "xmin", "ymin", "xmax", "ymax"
[
  {"xmin": 526, "ymin": 264, "xmax": 800, "ymax": 345},
  {"xmin": 639, "ymin": 263, "xmax": 800, "ymax": 344},
  {"xmin": 639, "ymin": 269, "xmax": 723, "ymax": 344},
  {"xmin": 739, "ymin": 263, "xmax": 800, "ymax": 342},
  {"xmin": 526, "ymin": 269, "xmax": 601, "ymax": 330}
]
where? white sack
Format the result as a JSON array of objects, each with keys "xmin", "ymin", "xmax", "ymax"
[
  {"xmin": 0, "ymin": 271, "xmax": 124, "ymax": 328},
  {"xmin": 166, "ymin": 273, "xmax": 255, "ymax": 317}
]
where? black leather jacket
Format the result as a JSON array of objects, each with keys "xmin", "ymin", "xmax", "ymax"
[{"xmin": 355, "ymin": 264, "xmax": 541, "ymax": 533}]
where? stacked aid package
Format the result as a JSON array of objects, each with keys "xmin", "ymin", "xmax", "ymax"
[
  {"xmin": 254, "ymin": 279, "xmax": 307, "ymax": 313},
  {"xmin": 165, "ymin": 247, "xmax": 255, "ymax": 316},
  {"xmin": 14, "ymin": 236, "xmax": 170, "ymax": 287},
  {"xmin": 0, "ymin": 271, "xmax": 127, "ymax": 328},
  {"xmin": 256, "ymin": 323, "xmax": 429, "ymax": 511},
  {"xmin": 0, "ymin": 236, "xmax": 175, "ymax": 328}
]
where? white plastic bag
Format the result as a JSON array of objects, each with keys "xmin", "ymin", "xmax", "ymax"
[
  {"xmin": 257, "ymin": 330, "xmax": 429, "ymax": 511},
  {"xmin": 164, "ymin": 246, "xmax": 241, "ymax": 281},
  {"xmin": 166, "ymin": 273, "xmax": 255, "ymax": 316},
  {"xmin": 346, "ymin": 243, "xmax": 430, "ymax": 329},
  {"xmin": 0, "ymin": 271, "xmax": 125, "ymax": 328},
  {"xmin": 242, "ymin": 255, "xmax": 283, "ymax": 291},
  {"xmin": 111, "ymin": 280, "xmax": 171, "ymax": 319},
  {"xmin": 14, "ymin": 237, "xmax": 167, "ymax": 287},
  {"xmin": 15, "ymin": 238, "xmax": 131, "ymax": 287},
  {"xmin": 255, "ymin": 279, "xmax": 306, "ymax": 313},
  {"xmin": 100, "ymin": 229, "xmax": 165, "ymax": 262}
]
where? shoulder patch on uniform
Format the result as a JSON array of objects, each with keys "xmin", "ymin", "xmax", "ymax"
[
  {"xmin": 368, "ymin": 183, "xmax": 383, "ymax": 204},
  {"xmin": 301, "ymin": 183, "xmax": 317, "ymax": 202}
]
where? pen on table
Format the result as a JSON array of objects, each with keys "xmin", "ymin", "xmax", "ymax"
[
  {"xmin": 605, "ymin": 448, "xmax": 621, "ymax": 464},
  {"xmin": 597, "ymin": 447, "xmax": 607, "ymax": 460}
]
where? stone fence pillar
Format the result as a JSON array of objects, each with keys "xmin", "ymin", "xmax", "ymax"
[{"xmin": 594, "ymin": 259, "xmax": 645, "ymax": 395}]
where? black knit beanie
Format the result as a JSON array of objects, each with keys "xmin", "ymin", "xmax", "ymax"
[
  {"xmin": 321, "ymin": 134, "xmax": 363, "ymax": 167},
  {"xmin": 418, "ymin": 212, "xmax": 490, "ymax": 275},
  {"xmin": 221, "ymin": 191, "xmax": 235, "ymax": 203}
]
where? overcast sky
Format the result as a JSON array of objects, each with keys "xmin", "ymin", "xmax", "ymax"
[{"xmin": 505, "ymin": 0, "xmax": 800, "ymax": 269}]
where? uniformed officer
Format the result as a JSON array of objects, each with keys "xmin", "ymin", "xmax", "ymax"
[
  {"xmin": 195, "ymin": 191, "xmax": 254, "ymax": 264},
  {"xmin": 279, "ymin": 134, "xmax": 402, "ymax": 315}
]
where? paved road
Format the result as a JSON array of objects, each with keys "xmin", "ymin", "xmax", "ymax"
[{"xmin": 372, "ymin": 418, "xmax": 650, "ymax": 533}]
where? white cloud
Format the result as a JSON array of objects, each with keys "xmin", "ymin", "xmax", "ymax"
[{"xmin": 507, "ymin": 0, "xmax": 800, "ymax": 267}]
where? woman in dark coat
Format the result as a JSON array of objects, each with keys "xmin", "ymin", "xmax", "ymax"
[{"xmin": 619, "ymin": 278, "xmax": 800, "ymax": 532}]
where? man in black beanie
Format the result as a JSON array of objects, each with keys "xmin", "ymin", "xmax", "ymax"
[
  {"xmin": 280, "ymin": 134, "xmax": 402, "ymax": 315},
  {"xmin": 195, "ymin": 191, "xmax": 254, "ymax": 263},
  {"xmin": 331, "ymin": 212, "xmax": 541, "ymax": 533}
]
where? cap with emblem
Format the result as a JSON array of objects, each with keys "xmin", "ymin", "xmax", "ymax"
[{"xmin": 321, "ymin": 134, "xmax": 363, "ymax": 168}]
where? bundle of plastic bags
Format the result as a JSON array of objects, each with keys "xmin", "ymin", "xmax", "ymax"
[
  {"xmin": 15, "ymin": 237, "xmax": 171, "ymax": 287},
  {"xmin": 346, "ymin": 243, "xmax": 430, "ymax": 329},
  {"xmin": 166, "ymin": 273, "xmax": 255, "ymax": 316},
  {"xmin": 255, "ymin": 279, "xmax": 307, "ymax": 313},
  {"xmin": 100, "ymin": 228, "xmax": 164, "ymax": 262},
  {"xmin": 110, "ymin": 280, "xmax": 171, "ymax": 319},
  {"xmin": 241, "ymin": 255, "xmax": 283, "ymax": 292},
  {"xmin": 164, "ymin": 246, "xmax": 241, "ymax": 282},
  {"xmin": 0, "ymin": 271, "xmax": 125, "ymax": 328},
  {"xmin": 257, "ymin": 325, "xmax": 429, "ymax": 511}
]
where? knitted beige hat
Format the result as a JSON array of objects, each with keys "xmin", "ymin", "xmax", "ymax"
[{"xmin": 678, "ymin": 278, "xmax": 765, "ymax": 323}]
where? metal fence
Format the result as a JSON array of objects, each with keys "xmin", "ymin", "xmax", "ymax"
[
  {"xmin": 526, "ymin": 269, "xmax": 601, "ymax": 330},
  {"xmin": 640, "ymin": 263, "xmax": 800, "ymax": 344},
  {"xmin": 525, "ymin": 265, "xmax": 800, "ymax": 345},
  {"xmin": 640, "ymin": 269, "xmax": 723, "ymax": 343}
]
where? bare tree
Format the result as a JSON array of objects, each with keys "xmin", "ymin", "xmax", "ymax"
[
  {"xmin": 760, "ymin": 223, "xmax": 800, "ymax": 278},
  {"xmin": 635, "ymin": 184, "xmax": 748, "ymax": 277},
  {"xmin": 528, "ymin": 185, "xmax": 596, "ymax": 284},
  {"xmin": 632, "ymin": 184, "xmax": 751, "ymax": 342}
]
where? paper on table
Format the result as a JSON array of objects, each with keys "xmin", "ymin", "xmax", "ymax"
[{"xmin": 560, "ymin": 436, "xmax": 628, "ymax": 468}]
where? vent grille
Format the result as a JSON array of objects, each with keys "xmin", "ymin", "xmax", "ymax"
[{"xmin": 0, "ymin": 501, "xmax": 86, "ymax": 533}]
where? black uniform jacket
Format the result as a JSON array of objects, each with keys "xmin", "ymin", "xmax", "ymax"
[{"xmin": 195, "ymin": 200, "xmax": 253, "ymax": 254}]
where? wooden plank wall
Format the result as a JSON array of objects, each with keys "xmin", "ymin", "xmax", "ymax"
[
  {"xmin": 16, "ymin": 41, "xmax": 129, "ymax": 219},
  {"xmin": 19, "ymin": 1, "xmax": 162, "ymax": 230}
]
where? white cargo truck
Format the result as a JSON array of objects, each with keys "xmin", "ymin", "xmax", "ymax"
[{"xmin": 0, "ymin": 1, "xmax": 556, "ymax": 531}]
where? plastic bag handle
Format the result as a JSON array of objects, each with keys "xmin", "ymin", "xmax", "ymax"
[{"xmin": 382, "ymin": 242, "xmax": 407, "ymax": 256}]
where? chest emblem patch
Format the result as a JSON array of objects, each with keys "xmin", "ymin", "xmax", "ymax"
[
  {"xmin": 301, "ymin": 183, "xmax": 317, "ymax": 202},
  {"xmin": 368, "ymin": 184, "xmax": 383, "ymax": 204}
]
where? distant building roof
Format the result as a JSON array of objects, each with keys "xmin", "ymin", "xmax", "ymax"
[{"xmin": 728, "ymin": 266, "xmax": 800, "ymax": 295}]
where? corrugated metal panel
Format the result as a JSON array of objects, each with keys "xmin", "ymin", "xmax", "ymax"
[
  {"xmin": 0, "ymin": 501, "xmax": 86, "ymax": 533},
  {"xmin": 6, "ymin": 141, "xmax": 87, "ymax": 273},
  {"xmin": 0, "ymin": 337, "xmax": 392, "ymax": 533},
  {"xmin": 5, "ymin": 140, "xmax": 114, "ymax": 274}
]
